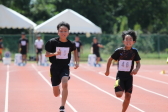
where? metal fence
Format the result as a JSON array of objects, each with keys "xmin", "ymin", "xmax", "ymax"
[{"xmin": 0, "ymin": 33, "xmax": 167, "ymax": 57}]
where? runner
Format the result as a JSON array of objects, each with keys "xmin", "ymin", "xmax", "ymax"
[
  {"xmin": 105, "ymin": 30, "xmax": 141, "ymax": 112},
  {"xmin": 45, "ymin": 21, "xmax": 79, "ymax": 112},
  {"xmin": 18, "ymin": 32, "xmax": 28, "ymax": 64},
  {"xmin": 74, "ymin": 35, "xmax": 83, "ymax": 62},
  {"xmin": 91, "ymin": 37, "xmax": 103, "ymax": 67},
  {"xmin": 34, "ymin": 34, "xmax": 44, "ymax": 64}
]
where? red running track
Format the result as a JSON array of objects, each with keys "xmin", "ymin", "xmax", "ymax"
[{"xmin": 0, "ymin": 62, "xmax": 168, "ymax": 112}]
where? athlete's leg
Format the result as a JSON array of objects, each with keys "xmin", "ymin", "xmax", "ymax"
[
  {"xmin": 39, "ymin": 53, "xmax": 42, "ymax": 64},
  {"xmin": 122, "ymin": 76, "xmax": 133, "ymax": 112},
  {"xmin": 0, "ymin": 53, "xmax": 2, "ymax": 60},
  {"xmin": 0, "ymin": 49, "xmax": 2, "ymax": 60},
  {"xmin": 96, "ymin": 57, "xmax": 100, "ymax": 64},
  {"xmin": 53, "ymin": 85, "xmax": 60, "ymax": 97},
  {"xmin": 122, "ymin": 92, "xmax": 131, "ymax": 112},
  {"xmin": 36, "ymin": 53, "xmax": 39, "ymax": 64},
  {"xmin": 61, "ymin": 76, "xmax": 69, "ymax": 106},
  {"xmin": 115, "ymin": 91, "xmax": 124, "ymax": 98},
  {"xmin": 22, "ymin": 54, "xmax": 25, "ymax": 63},
  {"xmin": 25, "ymin": 54, "xmax": 27, "ymax": 63}
]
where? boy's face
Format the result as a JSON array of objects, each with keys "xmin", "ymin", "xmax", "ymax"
[
  {"xmin": 123, "ymin": 35, "xmax": 135, "ymax": 48},
  {"xmin": 93, "ymin": 38, "xmax": 98, "ymax": 43},
  {"xmin": 58, "ymin": 26, "xmax": 69, "ymax": 39},
  {"xmin": 37, "ymin": 37, "xmax": 41, "ymax": 40},
  {"xmin": 75, "ymin": 37, "xmax": 79, "ymax": 41},
  {"xmin": 21, "ymin": 34, "xmax": 25, "ymax": 38}
]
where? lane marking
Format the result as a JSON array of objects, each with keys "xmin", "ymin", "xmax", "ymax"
[
  {"xmin": 70, "ymin": 72, "xmax": 145, "ymax": 112},
  {"xmin": 135, "ymin": 75, "xmax": 168, "ymax": 85},
  {"xmin": 82, "ymin": 65, "xmax": 168, "ymax": 89},
  {"xmin": 31, "ymin": 64, "xmax": 77, "ymax": 112},
  {"xmin": 4, "ymin": 65, "xmax": 9, "ymax": 112},
  {"xmin": 99, "ymin": 72, "xmax": 168, "ymax": 99}
]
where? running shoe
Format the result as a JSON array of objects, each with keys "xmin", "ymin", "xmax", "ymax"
[{"xmin": 59, "ymin": 106, "xmax": 65, "ymax": 112}]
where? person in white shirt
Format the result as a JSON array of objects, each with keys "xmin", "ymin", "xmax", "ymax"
[{"xmin": 34, "ymin": 34, "xmax": 44, "ymax": 64}]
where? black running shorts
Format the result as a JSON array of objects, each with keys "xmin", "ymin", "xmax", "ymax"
[
  {"xmin": 50, "ymin": 65, "xmax": 70, "ymax": 86},
  {"xmin": 20, "ymin": 47, "xmax": 27, "ymax": 55},
  {"xmin": 93, "ymin": 52, "xmax": 100, "ymax": 57},
  {"xmin": 114, "ymin": 72, "xmax": 133, "ymax": 93},
  {"xmin": 36, "ymin": 48, "xmax": 42, "ymax": 54}
]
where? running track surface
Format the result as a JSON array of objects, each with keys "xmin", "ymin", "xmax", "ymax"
[{"xmin": 0, "ymin": 63, "xmax": 168, "ymax": 112}]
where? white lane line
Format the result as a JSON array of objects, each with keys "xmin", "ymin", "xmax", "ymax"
[
  {"xmin": 135, "ymin": 75, "xmax": 168, "ymax": 85},
  {"xmin": 70, "ymin": 72, "xmax": 145, "ymax": 112},
  {"xmin": 98, "ymin": 72, "xmax": 168, "ymax": 99},
  {"xmin": 4, "ymin": 65, "xmax": 9, "ymax": 112},
  {"xmin": 31, "ymin": 64, "xmax": 77, "ymax": 112}
]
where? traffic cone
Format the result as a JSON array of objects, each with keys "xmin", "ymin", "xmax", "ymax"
[{"xmin": 160, "ymin": 70, "xmax": 165, "ymax": 74}]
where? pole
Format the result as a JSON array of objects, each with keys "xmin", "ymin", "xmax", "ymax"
[{"xmin": 157, "ymin": 36, "xmax": 160, "ymax": 58}]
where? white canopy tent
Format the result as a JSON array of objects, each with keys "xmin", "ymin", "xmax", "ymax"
[
  {"xmin": 0, "ymin": 4, "xmax": 37, "ymax": 54},
  {"xmin": 34, "ymin": 9, "xmax": 102, "ymax": 34},
  {"xmin": 0, "ymin": 4, "xmax": 36, "ymax": 29}
]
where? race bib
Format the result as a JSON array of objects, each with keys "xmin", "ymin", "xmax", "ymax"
[
  {"xmin": 118, "ymin": 60, "xmax": 132, "ymax": 71},
  {"xmin": 75, "ymin": 42, "xmax": 80, "ymax": 47},
  {"xmin": 21, "ymin": 41, "xmax": 26, "ymax": 46},
  {"xmin": 56, "ymin": 47, "xmax": 69, "ymax": 59}
]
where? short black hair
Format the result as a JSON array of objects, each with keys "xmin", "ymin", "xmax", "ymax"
[
  {"xmin": 122, "ymin": 30, "xmax": 137, "ymax": 41},
  {"xmin": 93, "ymin": 37, "xmax": 97, "ymax": 40},
  {"xmin": 57, "ymin": 21, "xmax": 70, "ymax": 30},
  {"xmin": 21, "ymin": 32, "xmax": 25, "ymax": 35}
]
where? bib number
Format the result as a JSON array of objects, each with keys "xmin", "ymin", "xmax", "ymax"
[
  {"xmin": 75, "ymin": 42, "xmax": 80, "ymax": 47},
  {"xmin": 21, "ymin": 41, "xmax": 26, "ymax": 46},
  {"xmin": 56, "ymin": 47, "xmax": 69, "ymax": 59},
  {"xmin": 118, "ymin": 60, "xmax": 132, "ymax": 71}
]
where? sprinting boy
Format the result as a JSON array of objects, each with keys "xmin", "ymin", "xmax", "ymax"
[
  {"xmin": 105, "ymin": 30, "xmax": 141, "ymax": 112},
  {"xmin": 45, "ymin": 21, "xmax": 79, "ymax": 112}
]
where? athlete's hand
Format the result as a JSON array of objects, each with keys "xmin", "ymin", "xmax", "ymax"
[
  {"xmin": 56, "ymin": 49, "xmax": 61, "ymax": 55},
  {"xmin": 105, "ymin": 71, "xmax": 110, "ymax": 76},
  {"xmin": 74, "ymin": 63, "xmax": 79, "ymax": 69},
  {"xmin": 130, "ymin": 69, "xmax": 138, "ymax": 75}
]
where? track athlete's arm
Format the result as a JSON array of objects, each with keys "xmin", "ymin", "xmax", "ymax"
[
  {"xmin": 90, "ymin": 47, "xmax": 93, "ymax": 54},
  {"xmin": 130, "ymin": 61, "xmax": 141, "ymax": 75},
  {"xmin": 98, "ymin": 44, "xmax": 104, "ymax": 48},
  {"xmin": 45, "ymin": 49, "xmax": 61, "ymax": 57},
  {"xmin": 73, "ymin": 49, "xmax": 79, "ymax": 69},
  {"xmin": 105, "ymin": 57, "xmax": 113, "ymax": 76},
  {"xmin": 27, "ymin": 43, "xmax": 29, "ymax": 53},
  {"xmin": 18, "ymin": 43, "xmax": 21, "ymax": 53}
]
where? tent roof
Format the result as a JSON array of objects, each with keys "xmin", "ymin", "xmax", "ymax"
[
  {"xmin": 34, "ymin": 9, "xmax": 102, "ymax": 33},
  {"xmin": 0, "ymin": 4, "xmax": 36, "ymax": 29}
]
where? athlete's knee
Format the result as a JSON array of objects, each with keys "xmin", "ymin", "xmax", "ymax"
[
  {"xmin": 53, "ymin": 92, "xmax": 60, "ymax": 97},
  {"xmin": 53, "ymin": 86, "xmax": 60, "ymax": 97},
  {"xmin": 61, "ymin": 76, "xmax": 69, "ymax": 86},
  {"xmin": 125, "ymin": 93, "xmax": 131, "ymax": 101},
  {"xmin": 115, "ymin": 92, "xmax": 123, "ymax": 98}
]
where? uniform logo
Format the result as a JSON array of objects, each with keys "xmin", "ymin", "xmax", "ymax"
[{"xmin": 65, "ymin": 73, "xmax": 68, "ymax": 76}]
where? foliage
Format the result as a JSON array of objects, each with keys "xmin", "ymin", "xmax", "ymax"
[{"xmin": 1, "ymin": 0, "xmax": 168, "ymax": 34}]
